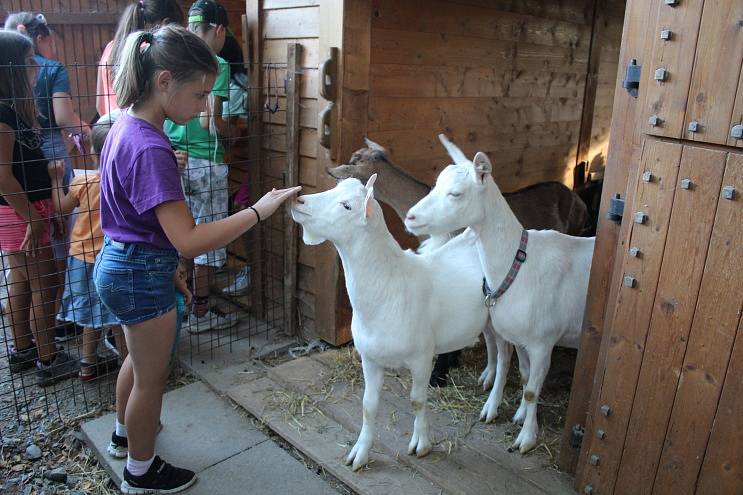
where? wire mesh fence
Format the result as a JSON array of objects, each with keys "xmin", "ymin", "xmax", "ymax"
[{"xmin": 0, "ymin": 47, "xmax": 297, "ymax": 440}]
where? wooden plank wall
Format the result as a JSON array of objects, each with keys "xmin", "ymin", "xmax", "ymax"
[
  {"xmin": 587, "ymin": 0, "xmax": 624, "ymax": 172},
  {"xmin": 365, "ymin": 0, "xmax": 595, "ymax": 193},
  {"xmin": 256, "ymin": 0, "xmax": 321, "ymax": 336}
]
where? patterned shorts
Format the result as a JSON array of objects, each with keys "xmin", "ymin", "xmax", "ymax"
[{"xmin": 182, "ymin": 157, "xmax": 229, "ymax": 268}]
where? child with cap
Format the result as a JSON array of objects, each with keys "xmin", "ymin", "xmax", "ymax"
[{"xmin": 164, "ymin": 0, "xmax": 237, "ymax": 334}]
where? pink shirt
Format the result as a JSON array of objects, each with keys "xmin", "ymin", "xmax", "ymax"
[{"xmin": 96, "ymin": 41, "xmax": 119, "ymax": 116}]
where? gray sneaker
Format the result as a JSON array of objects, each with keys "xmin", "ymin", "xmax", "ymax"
[{"xmin": 36, "ymin": 351, "xmax": 80, "ymax": 387}]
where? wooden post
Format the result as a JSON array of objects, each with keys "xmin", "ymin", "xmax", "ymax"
[
  {"xmin": 284, "ymin": 43, "xmax": 302, "ymax": 336},
  {"xmin": 244, "ymin": 3, "xmax": 265, "ymax": 319}
]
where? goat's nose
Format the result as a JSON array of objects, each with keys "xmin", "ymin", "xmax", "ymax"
[
  {"xmin": 406, "ymin": 214, "xmax": 416, "ymax": 221},
  {"xmin": 296, "ymin": 197, "xmax": 305, "ymax": 204}
]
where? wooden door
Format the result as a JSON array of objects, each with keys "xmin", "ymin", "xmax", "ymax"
[{"xmin": 568, "ymin": 0, "xmax": 743, "ymax": 493}]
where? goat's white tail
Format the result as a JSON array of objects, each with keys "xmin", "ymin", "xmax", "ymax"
[{"xmin": 438, "ymin": 134, "xmax": 469, "ymax": 165}]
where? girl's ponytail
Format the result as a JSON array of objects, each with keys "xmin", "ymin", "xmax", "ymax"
[
  {"xmin": 110, "ymin": 0, "xmax": 183, "ymax": 68},
  {"xmin": 113, "ymin": 25, "xmax": 217, "ymax": 109},
  {"xmin": 113, "ymin": 30, "xmax": 154, "ymax": 108}
]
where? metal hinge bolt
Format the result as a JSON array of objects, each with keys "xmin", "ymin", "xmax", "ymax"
[
  {"xmin": 590, "ymin": 454, "xmax": 601, "ymax": 466},
  {"xmin": 629, "ymin": 246, "xmax": 641, "ymax": 257},
  {"xmin": 660, "ymin": 29, "xmax": 672, "ymax": 40},
  {"xmin": 680, "ymin": 178, "xmax": 693, "ymax": 190},
  {"xmin": 731, "ymin": 124, "xmax": 743, "ymax": 140},
  {"xmin": 642, "ymin": 171, "xmax": 654, "ymax": 182},
  {"xmin": 634, "ymin": 212, "xmax": 648, "ymax": 224},
  {"xmin": 623, "ymin": 275, "xmax": 637, "ymax": 288},
  {"xmin": 584, "ymin": 484, "xmax": 594, "ymax": 495},
  {"xmin": 649, "ymin": 115, "xmax": 663, "ymax": 127},
  {"xmin": 723, "ymin": 186, "xmax": 736, "ymax": 200},
  {"xmin": 655, "ymin": 68, "xmax": 668, "ymax": 81},
  {"xmin": 600, "ymin": 404, "xmax": 612, "ymax": 417},
  {"xmin": 596, "ymin": 429, "xmax": 607, "ymax": 440},
  {"xmin": 688, "ymin": 120, "xmax": 700, "ymax": 133},
  {"xmin": 665, "ymin": 0, "xmax": 679, "ymax": 6}
]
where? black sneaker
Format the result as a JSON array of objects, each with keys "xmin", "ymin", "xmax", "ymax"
[
  {"xmin": 107, "ymin": 431, "xmax": 128, "ymax": 458},
  {"xmin": 79, "ymin": 354, "xmax": 120, "ymax": 382},
  {"xmin": 36, "ymin": 351, "xmax": 80, "ymax": 387},
  {"xmin": 121, "ymin": 456, "xmax": 197, "ymax": 494},
  {"xmin": 9, "ymin": 345, "xmax": 38, "ymax": 373}
]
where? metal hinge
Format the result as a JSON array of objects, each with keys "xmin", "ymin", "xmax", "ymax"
[
  {"xmin": 623, "ymin": 59, "xmax": 642, "ymax": 98},
  {"xmin": 570, "ymin": 424, "xmax": 585, "ymax": 449},
  {"xmin": 607, "ymin": 194, "xmax": 625, "ymax": 224}
]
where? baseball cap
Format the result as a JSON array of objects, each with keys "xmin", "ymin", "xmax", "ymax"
[{"xmin": 188, "ymin": 0, "xmax": 229, "ymax": 27}]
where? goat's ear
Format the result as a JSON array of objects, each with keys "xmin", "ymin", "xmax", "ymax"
[
  {"xmin": 364, "ymin": 137, "xmax": 386, "ymax": 154},
  {"xmin": 363, "ymin": 187, "xmax": 375, "ymax": 221},
  {"xmin": 365, "ymin": 173, "xmax": 377, "ymax": 190},
  {"xmin": 472, "ymin": 152, "xmax": 492, "ymax": 184}
]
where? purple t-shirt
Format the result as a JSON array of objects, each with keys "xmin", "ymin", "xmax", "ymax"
[{"xmin": 99, "ymin": 112, "xmax": 185, "ymax": 249}]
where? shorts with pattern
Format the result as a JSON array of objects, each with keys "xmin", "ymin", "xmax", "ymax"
[{"xmin": 182, "ymin": 157, "xmax": 228, "ymax": 268}]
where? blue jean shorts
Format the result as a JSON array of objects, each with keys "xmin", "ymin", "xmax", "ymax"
[{"xmin": 93, "ymin": 237, "xmax": 179, "ymax": 325}]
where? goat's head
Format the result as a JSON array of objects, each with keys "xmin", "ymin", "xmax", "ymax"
[
  {"xmin": 405, "ymin": 134, "xmax": 496, "ymax": 236},
  {"xmin": 326, "ymin": 137, "xmax": 388, "ymax": 183},
  {"xmin": 291, "ymin": 174, "xmax": 381, "ymax": 245}
]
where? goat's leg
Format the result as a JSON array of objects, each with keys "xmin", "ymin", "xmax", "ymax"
[
  {"xmin": 511, "ymin": 345, "xmax": 551, "ymax": 454},
  {"xmin": 346, "ymin": 357, "xmax": 384, "ymax": 471},
  {"xmin": 480, "ymin": 332, "xmax": 513, "ymax": 423},
  {"xmin": 408, "ymin": 358, "xmax": 434, "ymax": 458},
  {"xmin": 512, "ymin": 345, "xmax": 531, "ymax": 425},
  {"xmin": 478, "ymin": 323, "xmax": 498, "ymax": 390}
]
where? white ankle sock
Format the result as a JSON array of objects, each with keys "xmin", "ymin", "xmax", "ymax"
[
  {"xmin": 115, "ymin": 420, "xmax": 127, "ymax": 438},
  {"xmin": 127, "ymin": 454, "xmax": 154, "ymax": 476}
]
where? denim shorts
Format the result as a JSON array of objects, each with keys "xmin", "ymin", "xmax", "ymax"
[{"xmin": 93, "ymin": 237, "xmax": 179, "ymax": 325}]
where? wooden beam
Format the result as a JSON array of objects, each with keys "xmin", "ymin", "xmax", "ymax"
[
  {"xmin": 558, "ymin": 0, "xmax": 659, "ymax": 478},
  {"xmin": 244, "ymin": 3, "xmax": 265, "ymax": 318},
  {"xmin": 284, "ymin": 42, "xmax": 302, "ymax": 336}
]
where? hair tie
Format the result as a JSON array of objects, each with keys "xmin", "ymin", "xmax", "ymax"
[
  {"xmin": 139, "ymin": 41, "xmax": 151, "ymax": 54},
  {"xmin": 17, "ymin": 24, "xmax": 27, "ymax": 34},
  {"xmin": 138, "ymin": 0, "xmax": 145, "ymax": 8}
]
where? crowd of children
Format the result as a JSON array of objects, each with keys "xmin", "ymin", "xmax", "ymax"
[{"xmin": 1, "ymin": 0, "xmax": 299, "ymax": 492}]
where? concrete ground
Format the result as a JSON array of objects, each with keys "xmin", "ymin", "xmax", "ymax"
[{"xmin": 81, "ymin": 381, "xmax": 340, "ymax": 495}]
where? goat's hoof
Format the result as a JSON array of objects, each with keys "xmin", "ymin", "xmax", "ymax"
[
  {"xmin": 512, "ymin": 405, "xmax": 527, "ymax": 425},
  {"xmin": 407, "ymin": 433, "xmax": 432, "ymax": 458},
  {"xmin": 416, "ymin": 445, "xmax": 432, "ymax": 458},
  {"xmin": 479, "ymin": 403, "xmax": 499, "ymax": 423},
  {"xmin": 477, "ymin": 368, "xmax": 495, "ymax": 391},
  {"xmin": 346, "ymin": 441, "xmax": 370, "ymax": 471},
  {"xmin": 512, "ymin": 427, "xmax": 538, "ymax": 454}
]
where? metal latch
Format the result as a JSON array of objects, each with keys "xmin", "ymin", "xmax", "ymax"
[
  {"xmin": 731, "ymin": 124, "xmax": 743, "ymax": 140},
  {"xmin": 318, "ymin": 47, "xmax": 338, "ymax": 102},
  {"xmin": 623, "ymin": 59, "xmax": 642, "ymax": 98},
  {"xmin": 607, "ymin": 194, "xmax": 625, "ymax": 223},
  {"xmin": 570, "ymin": 424, "xmax": 585, "ymax": 449}
]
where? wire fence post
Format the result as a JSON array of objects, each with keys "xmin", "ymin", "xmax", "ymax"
[{"xmin": 284, "ymin": 43, "xmax": 302, "ymax": 337}]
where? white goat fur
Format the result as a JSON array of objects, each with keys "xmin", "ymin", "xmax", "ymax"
[
  {"xmin": 290, "ymin": 176, "xmax": 508, "ymax": 471},
  {"xmin": 405, "ymin": 135, "xmax": 594, "ymax": 453}
]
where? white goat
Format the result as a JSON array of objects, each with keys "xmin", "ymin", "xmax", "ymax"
[
  {"xmin": 405, "ymin": 135, "xmax": 594, "ymax": 453},
  {"xmin": 290, "ymin": 176, "xmax": 507, "ymax": 470}
]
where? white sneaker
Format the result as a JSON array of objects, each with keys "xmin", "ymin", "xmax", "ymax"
[
  {"xmin": 187, "ymin": 309, "xmax": 238, "ymax": 334},
  {"xmin": 222, "ymin": 267, "xmax": 251, "ymax": 295}
]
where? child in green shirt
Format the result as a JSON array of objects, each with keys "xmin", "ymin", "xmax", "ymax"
[{"xmin": 164, "ymin": 0, "xmax": 237, "ymax": 333}]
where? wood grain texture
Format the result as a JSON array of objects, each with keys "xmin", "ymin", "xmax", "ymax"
[
  {"xmin": 653, "ymin": 152, "xmax": 743, "ymax": 494},
  {"xmin": 683, "ymin": 0, "xmax": 743, "ymax": 145},
  {"xmin": 643, "ymin": 0, "xmax": 704, "ymax": 139},
  {"xmin": 580, "ymin": 138, "xmax": 682, "ymax": 494},
  {"xmin": 614, "ymin": 146, "xmax": 726, "ymax": 495}
]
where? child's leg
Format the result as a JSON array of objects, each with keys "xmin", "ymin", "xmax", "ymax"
[
  {"xmin": 112, "ymin": 325, "xmax": 129, "ymax": 359},
  {"xmin": 80, "ymin": 327, "xmax": 99, "ymax": 363},
  {"xmin": 123, "ymin": 309, "xmax": 177, "ymax": 461},
  {"xmin": 192, "ymin": 264, "xmax": 213, "ymax": 317},
  {"xmin": 26, "ymin": 246, "xmax": 59, "ymax": 362},
  {"xmin": 6, "ymin": 254, "xmax": 33, "ymax": 350},
  {"xmin": 116, "ymin": 353, "xmax": 134, "ymax": 426}
]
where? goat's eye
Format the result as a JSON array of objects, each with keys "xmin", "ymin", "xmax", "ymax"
[
  {"xmin": 448, "ymin": 192, "xmax": 462, "ymax": 198},
  {"xmin": 341, "ymin": 201, "xmax": 352, "ymax": 210}
]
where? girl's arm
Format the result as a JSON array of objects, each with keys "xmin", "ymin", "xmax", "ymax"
[
  {"xmin": 52, "ymin": 92, "xmax": 92, "ymax": 141},
  {"xmin": 155, "ymin": 186, "xmax": 301, "ymax": 259},
  {"xmin": 0, "ymin": 125, "xmax": 42, "ymax": 223},
  {"xmin": 47, "ymin": 160, "xmax": 80, "ymax": 215}
]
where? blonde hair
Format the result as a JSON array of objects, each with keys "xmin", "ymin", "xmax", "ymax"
[{"xmin": 113, "ymin": 24, "xmax": 218, "ymax": 108}]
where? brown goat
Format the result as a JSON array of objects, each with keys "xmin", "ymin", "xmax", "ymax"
[{"xmin": 327, "ymin": 138, "xmax": 588, "ymax": 236}]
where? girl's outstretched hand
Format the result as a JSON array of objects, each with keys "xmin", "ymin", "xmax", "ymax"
[{"xmin": 252, "ymin": 186, "xmax": 302, "ymax": 221}]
